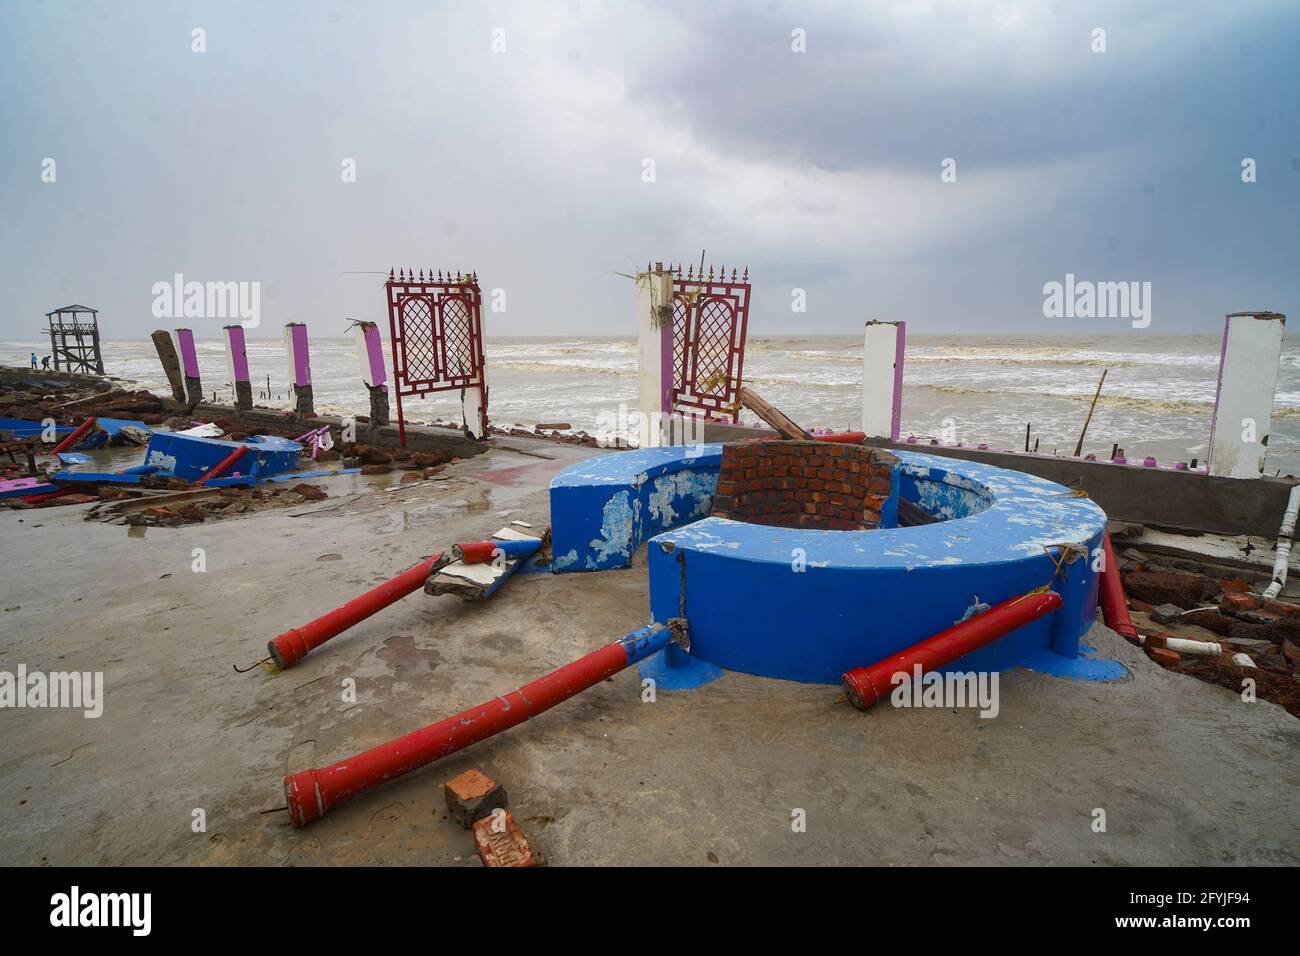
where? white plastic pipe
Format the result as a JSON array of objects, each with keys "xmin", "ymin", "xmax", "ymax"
[
  {"xmin": 1263, "ymin": 484, "xmax": 1300, "ymax": 599},
  {"xmin": 1163, "ymin": 637, "xmax": 1221, "ymax": 657}
]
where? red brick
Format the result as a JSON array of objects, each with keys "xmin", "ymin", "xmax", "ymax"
[
  {"xmin": 1146, "ymin": 647, "xmax": 1181, "ymax": 667},
  {"xmin": 472, "ymin": 810, "xmax": 540, "ymax": 867},
  {"xmin": 445, "ymin": 769, "xmax": 508, "ymax": 828}
]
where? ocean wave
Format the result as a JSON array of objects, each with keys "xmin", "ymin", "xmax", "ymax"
[
  {"xmin": 494, "ymin": 360, "xmax": 635, "ymax": 377},
  {"xmin": 918, "ymin": 383, "xmax": 1220, "ymax": 415}
]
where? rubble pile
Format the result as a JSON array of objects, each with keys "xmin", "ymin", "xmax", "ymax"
[
  {"xmin": 91, "ymin": 483, "xmax": 330, "ymax": 527},
  {"xmin": 1118, "ymin": 548, "xmax": 1300, "ymax": 716},
  {"xmin": 339, "ymin": 442, "xmax": 455, "ymax": 478}
]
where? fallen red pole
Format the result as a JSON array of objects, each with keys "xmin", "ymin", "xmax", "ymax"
[
  {"xmin": 49, "ymin": 417, "xmax": 97, "ymax": 455},
  {"xmin": 841, "ymin": 590, "xmax": 1063, "ymax": 711},
  {"xmin": 284, "ymin": 621, "xmax": 680, "ymax": 826},
  {"xmin": 193, "ymin": 444, "xmax": 249, "ymax": 487},
  {"xmin": 451, "ymin": 538, "xmax": 543, "ymax": 564},
  {"xmin": 20, "ymin": 487, "xmax": 76, "ymax": 505},
  {"xmin": 1098, "ymin": 530, "xmax": 1140, "ymax": 644},
  {"xmin": 267, "ymin": 553, "xmax": 445, "ymax": 669},
  {"xmin": 756, "ymin": 431, "xmax": 866, "ymax": 444},
  {"xmin": 453, "ymin": 540, "xmax": 500, "ymax": 564}
]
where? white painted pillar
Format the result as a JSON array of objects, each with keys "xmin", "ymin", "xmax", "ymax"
[
  {"xmin": 636, "ymin": 263, "xmax": 674, "ymax": 447},
  {"xmin": 861, "ymin": 320, "xmax": 905, "ymax": 440},
  {"xmin": 1208, "ymin": 311, "xmax": 1286, "ymax": 478},
  {"xmin": 463, "ymin": 378, "xmax": 487, "ymax": 439}
]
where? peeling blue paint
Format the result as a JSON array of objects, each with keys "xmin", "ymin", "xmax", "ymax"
[{"xmin": 549, "ymin": 444, "xmax": 722, "ymax": 572}]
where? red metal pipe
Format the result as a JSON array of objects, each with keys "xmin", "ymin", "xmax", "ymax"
[
  {"xmin": 755, "ymin": 431, "xmax": 866, "ymax": 444},
  {"xmin": 1098, "ymin": 530, "xmax": 1140, "ymax": 644},
  {"xmin": 49, "ymin": 417, "xmax": 97, "ymax": 455},
  {"xmin": 193, "ymin": 444, "xmax": 249, "ymax": 487},
  {"xmin": 841, "ymin": 590, "xmax": 1063, "ymax": 711},
  {"xmin": 284, "ymin": 622, "xmax": 675, "ymax": 826},
  {"xmin": 453, "ymin": 540, "xmax": 498, "ymax": 564},
  {"xmin": 20, "ymin": 487, "xmax": 75, "ymax": 505},
  {"xmin": 267, "ymin": 554, "xmax": 444, "ymax": 669}
]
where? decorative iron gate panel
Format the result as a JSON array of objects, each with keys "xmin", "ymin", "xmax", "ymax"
[
  {"xmin": 670, "ymin": 264, "xmax": 750, "ymax": 418},
  {"xmin": 384, "ymin": 269, "xmax": 488, "ymax": 443}
]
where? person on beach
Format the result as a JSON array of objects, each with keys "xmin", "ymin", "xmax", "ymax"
[
  {"xmin": 30, "ymin": 352, "xmax": 37, "ymax": 368},
  {"xmin": 41, "ymin": 355, "xmax": 51, "ymax": 369}
]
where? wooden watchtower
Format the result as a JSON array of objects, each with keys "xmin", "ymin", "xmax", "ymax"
[{"xmin": 44, "ymin": 304, "xmax": 105, "ymax": 374}]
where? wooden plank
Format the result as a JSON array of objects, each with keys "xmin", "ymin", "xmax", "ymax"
[
  {"xmin": 150, "ymin": 330, "xmax": 186, "ymax": 402},
  {"xmin": 737, "ymin": 385, "xmax": 812, "ymax": 441}
]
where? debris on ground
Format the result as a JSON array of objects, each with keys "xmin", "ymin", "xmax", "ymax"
[
  {"xmin": 87, "ymin": 483, "xmax": 330, "ymax": 527},
  {"xmin": 444, "ymin": 769, "xmax": 508, "ymax": 829},
  {"xmin": 471, "ymin": 810, "xmax": 539, "ymax": 867},
  {"xmin": 1120, "ymin": 556, "xmax": 1300, "ymax": 717}
]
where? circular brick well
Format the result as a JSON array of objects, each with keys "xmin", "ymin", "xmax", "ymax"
[{"xmin": 710, "ymin": 441, "xmax": 899, "ymax": 530}]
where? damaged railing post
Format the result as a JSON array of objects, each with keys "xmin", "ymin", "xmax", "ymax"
[
  {"xmin": 150, "ymin": 330, "xmax": 187, "ymax": 403},
  {"xmin": 841, "ymin": 590, "xmax": 1063, "ymax": 711},
  {"xmin": 223, "ymin": 324, "xmax": 253, "ymax": 411},
  {"xmin": 192, "ymin": 443, "xmax": 248, "ymax": 487},
  {"xmin": 49, "ymin": 417, "xmax": 98, "ymax": 456},
  {"xmin": 1098, "ymin": 531, "xmax": 1140, "ymax": 643},
  {"xmin": 264, "ymin": 554, "xmax": 448, "ymax": 669},
  {"xmin": 283, "ymin": 619, "xmax": 687, "ymax": 826},
  {"xmin": 173, "ymin": 328, "xmax": 203, "ymax": 405},
  {"xmin": 283, "ymin": 322, "xmax": 314, "ymax": 417},
  {"xmin": 353, "ymin": 319, "xmax": 389, "ymax": 427}
]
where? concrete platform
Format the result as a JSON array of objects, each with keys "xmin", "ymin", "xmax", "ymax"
[{"xmin": 1, "ymin": 435, "xmax": 1297, "ymax": 865}]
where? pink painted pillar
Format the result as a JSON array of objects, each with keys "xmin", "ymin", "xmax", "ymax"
[
  {"xmin": 223, "ymin": 324, "xmax": 252, "ymax": 410},
  {"xmin": 173, "ymin": 327, "xmax": 203, "ymax": 405},
  {"xmin": 353, "ymin": 320, "xmax": 389, "ymax": 427},
  {"xmin": 283, "ymin": 322, "xmax": 314, "ymax": 416}
]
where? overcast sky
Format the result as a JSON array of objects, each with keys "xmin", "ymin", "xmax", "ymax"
[{"xmin": 2, "ymin": 0, "xmax": 1297, "ymax": 340}]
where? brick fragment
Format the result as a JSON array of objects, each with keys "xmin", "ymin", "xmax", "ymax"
[
  {"xmin": 472, "ymin": 810, "xmax": 539, "ymax": 867},
  {"xmin": 1146, "ymin": 646, "xmax": 1181, "ymax": 667},
  {"xmin": 445, "ymin": 769, "xmax": 508, "ymax": 829}
]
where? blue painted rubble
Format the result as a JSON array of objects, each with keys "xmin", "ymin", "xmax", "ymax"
[
  {"xmin": 548, "ymin": 444, "xmax": 722, "ymax": 571},
  {"xmin": 0, "ymin": 417, "xmax": 74, "ymax": 438},
  {"xmin": 53, "ymin": 431, "xmax": 305, "ymax": 487}
]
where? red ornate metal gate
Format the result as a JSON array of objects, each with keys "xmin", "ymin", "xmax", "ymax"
[
  {"xmin": 670, "ymin": 264, "xmax": 750, "ymax": 418},
  {"xmin": 384, "ymin": 268, "xmax": 488, "ymax": 444}
]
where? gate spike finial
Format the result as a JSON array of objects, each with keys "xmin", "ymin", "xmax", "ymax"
[
  {"xmin": 419, "ymin": 269, "xmax": 425, "ymax": 281},
  {"xmin": 457, "ymin": 270, "xmax": 463, "ymax": 282},
  {"xmin": 731, "ymin": 267, "xmax": 737, "ymax": 281},
  {"xmin": 687, "ymin": 264, "xmax": 693, "ymax": 279},
  {"xmin": 742, "ymin": 266, "xmax": 748, "ymax": 281},
  {"xmin": 388, "ymin": 268, "xmax": 394, "ymax": 280},
  {"xmin": 708, "ymin": 264, "xmax": 714, "ymax": 279}
]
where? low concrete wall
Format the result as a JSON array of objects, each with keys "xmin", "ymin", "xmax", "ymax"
[
  {"xmin": 0, "ymin": 364, "xmax": 114, "ymax": 390},
  {"xmin": 190, "ymin": 402, "xmax": 488, "ymax": 458},
  {"xmin": 701, "ymin": 422, "xmax": 1295, "ymax": 538}
]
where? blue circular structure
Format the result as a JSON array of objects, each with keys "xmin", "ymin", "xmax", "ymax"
[{"xmin": 549, "ymin": 444, "xmax": 1121, "ymax": 686}]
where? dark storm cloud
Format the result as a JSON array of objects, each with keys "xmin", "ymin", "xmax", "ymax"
[{"xmin": 0, "ymin": 0, "xmax": 1296, "ymax": 340}]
